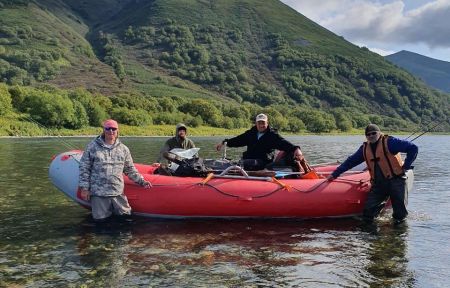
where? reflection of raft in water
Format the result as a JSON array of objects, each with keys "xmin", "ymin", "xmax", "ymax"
[{"xmin": 49, "ymin": 150, "xmax": 414, "ymax": 219}]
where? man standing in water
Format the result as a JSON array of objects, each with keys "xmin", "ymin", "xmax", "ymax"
[
  {"xmin": 328, "ymin": 124, "xmax": 418, "ymax": 225},
  {"xmin": 79, "ymin": 119, "xmax": 151, "ymax": 222}
]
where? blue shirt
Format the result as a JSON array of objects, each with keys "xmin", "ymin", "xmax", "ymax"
[{"xmin": 332, "ymin": 136, "xmax": 418, "ymax": 178}]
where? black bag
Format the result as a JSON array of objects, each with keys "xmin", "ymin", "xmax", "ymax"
[{"xmin": 173, "ymin": 157, "xmax": 209, "ymax": 177}]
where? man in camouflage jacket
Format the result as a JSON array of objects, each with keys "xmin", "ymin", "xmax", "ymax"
[{"xmin": 79, "ymin": 119, "xmax": 151, "ymax": 221}]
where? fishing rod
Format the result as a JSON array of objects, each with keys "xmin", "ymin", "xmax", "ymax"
[
  {"xmin": 23, "ymin": 115, "xmax": 80, "ymax": 151},
  {"xmin": 409, "ymin": 117, "xmax": 449, "ymax": 142},
  {"xmin": 404, "ymin": 119, "xmax": 435, "ymax": 140}
]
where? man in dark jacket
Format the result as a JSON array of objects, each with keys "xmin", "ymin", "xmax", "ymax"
[
  {"xmin": 327, "ymin": 124, "xmax": 418, "ymax": 225},
  {"xmin": 215, "ymin": 113, "xmax": 304, "ymax": 170}
]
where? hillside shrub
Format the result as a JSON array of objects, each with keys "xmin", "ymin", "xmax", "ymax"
[
  {"xmin": 0, "ymin": 83, "xmax": 12, "ymax": 115},
  {"xmin": 111, "ymin": 107, "xmax": 152, "ymax": 126},
  {"xmin": 21, "ymin": 89, "xmax": 78, "ymax": 128}
]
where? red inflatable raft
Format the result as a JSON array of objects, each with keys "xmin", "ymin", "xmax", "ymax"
[{"xmin": 49, "ymin": 150, "xmax": 413, "ymax": 219}]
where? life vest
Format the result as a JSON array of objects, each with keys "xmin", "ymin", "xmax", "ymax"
[{"xmin": 363, "ymin": 134, "xmax": 404, "ymax": 180}]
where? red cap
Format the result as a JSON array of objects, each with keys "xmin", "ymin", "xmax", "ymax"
[{"xmin": 102, "ymin": 119, "xmax": 119, "ymax": 129}]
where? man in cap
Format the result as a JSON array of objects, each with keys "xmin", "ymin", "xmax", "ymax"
[
  {"xmin": 157, "ymin": 123, "xmax": 196, "ymax": 163},
  {"xmin": 327, "ymin": 124, "xmax": 418, "ymax": 225},
  {"xmin": 215, "ymin": 113, "xmax": 304, "ymax": 171},
  {"xmin": 79, "ymin": 119, "xmax": 151, "ymax": 222}
]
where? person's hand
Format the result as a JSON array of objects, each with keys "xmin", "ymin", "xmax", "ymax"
[
  {"xmin": 80, "ymin": 189, "xmax": 90, "ymax": 201},
  {"xmin": 326, "ymin": 175, "xmax": 335, "ymax": 181},
  {"xmin": 151, "ymin": 163, "xmax": 161, "ymax": 168},
  {"xmin": 142, "ymin": 180, "xmax": 152, "ymax": 189},
  {"xmin": 293, "ymin": 148, "xmax": 304, "ymax": 161},
  {"xmin": 215, "ymin": 142, "xmax": 224, "ymax": 152}
]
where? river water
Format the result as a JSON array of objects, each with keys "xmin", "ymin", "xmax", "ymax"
[{"xmin": 0, "ymin": 135, "xmax": 449, "ymax": 287}]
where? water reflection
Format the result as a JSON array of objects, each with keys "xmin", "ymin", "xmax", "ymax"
[
  {"xmin": 362, "ymin": 223, "xmax": 414, "ymax": 287},
  {"xmin": 57, "ymin": 217, "xmax": 415, "ymax": 287}
]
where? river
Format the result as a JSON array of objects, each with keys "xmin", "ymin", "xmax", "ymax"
[{"xmin": 0, "ymin": 135, "xmax": 449, "ymax": 287}]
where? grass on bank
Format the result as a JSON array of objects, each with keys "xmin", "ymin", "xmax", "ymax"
[
  {"xmin": 0, "ymin": 115, "xmax": 247, "ymax": 137},
  {"xmin": 3, "ymin": 115, "xmax": 433, "ymax": 138}
]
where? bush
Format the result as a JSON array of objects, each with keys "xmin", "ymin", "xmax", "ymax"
[
  {"xmin": 179, "ymin": 99, "xmax": 222, "ymax": 127},
  {"xmin": 286, "ymin": 117, "xmax": 305, "ymax": 133},
  {"xmin": 184, "ymin": 115, "xmax": 203, "ymax": 127},
  {"xmin": 68, "ymin": 88, "xmax": 108, "ymax": 126},
  {"xmin": 111, "ymin": 107, "xmax": 152, "ymax": 126},
  {"xmin": 296, "ymin": 109, "xmax": 337, "ymax": 133},
  {"xmin": 88, "ymin": 103, "xmax": 109, "ymax": 127},
  {"xmin": 152, "ymin": 112, "xmax": 184, "ymax": 125},
  {"xmin": 0, "ymin": 83, "xmax": 12, "ymax": 115},
  {"xmin": 21, "ymin": 89, "xmax": 78, "ymax": 128},
  {"xmin": 70, "ymin": 100, "xmax": 89, "ymax": 129},
  {"xmin": 8, "ymin": 85, "xmax": 27, "ymax": 110},
  {"xmin": 110, "ymin": 94, "xmax": 158, "ymax": 112},
  {"xmin": 333, "ymin": 112, "xmax": 353, "ymax": 132}
]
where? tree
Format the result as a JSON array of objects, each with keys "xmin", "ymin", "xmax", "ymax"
[
  {"xmin": 179, "ymin": 99, "xmax": 222, "ymax": 127},
  {"xmin": 297, "ymin": 109, "xmax": 336, "ymax": 133},
  {"xmin": 332, "ymin": 110, "xmax": 353, "ymax": 131},
  {"xmin": 286, "ymin": 117, "xmax": 305, "ymax": 133},
  {"xmin": 70, "ymin": 100, "xmax": 89, "ymax": 129},
  {"xmin": 22, "ymin": 89, "xmax": 77, "ymax": 128},
  {"xmin": 69, "ymin": 88, "xmax": 108, "ymax": 126},
  {"xmin": 111, "ymin": 107, "xmax": 152, "ymax": 126},
  {"xmin": 0, "ymin": 83, "xmax": 12, "ymax": 115}
]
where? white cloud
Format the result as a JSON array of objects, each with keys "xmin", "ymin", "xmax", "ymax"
[
  {"xmin": 398, "ymin": 1, "xmax": 450, "ymax": 47},
  {"xmin": 281, "ymin": 0, "xmax": 450, "ymax": 49}
]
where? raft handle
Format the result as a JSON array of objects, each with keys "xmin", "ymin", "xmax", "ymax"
[{"xmin": 219, "ymin": 165, "xmax": 249, "ymax": 177}]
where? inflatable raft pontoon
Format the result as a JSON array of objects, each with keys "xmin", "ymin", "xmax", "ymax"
[{"xmin": 49, "ymin": 150, "xmax": 414, "ymax": 219}]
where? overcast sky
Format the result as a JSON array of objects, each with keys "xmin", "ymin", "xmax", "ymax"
[{"xmin": 281, "ymin": 0, "xmax": 450, "ymax": 62}]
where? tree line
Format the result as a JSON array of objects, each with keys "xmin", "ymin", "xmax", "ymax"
[{"xmin": 2, "ymin": 82, "xmax": 431, "ymax": 134}]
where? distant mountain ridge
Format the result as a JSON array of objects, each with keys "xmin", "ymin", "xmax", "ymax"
[{"xmin": 386, "ymin": 50, "xmax": 450, "ymax": 93}]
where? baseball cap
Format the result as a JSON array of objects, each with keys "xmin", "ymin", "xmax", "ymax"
[
  {"xmin": 103, "ymin": 119, "xmax": 119, "ymax": 129},
  {"xmin": 365, "ymin": 124, "xmax": 380, "ymax": 134},
  {"xmin": 176, "ymin": 123, "xmax": 187, "ymax": 131},
  {"xmin": 255, "ymin": 113, "xmax": 268, "ymax": 122}
]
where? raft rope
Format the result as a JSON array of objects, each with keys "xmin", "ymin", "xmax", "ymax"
[
  {"xmin": 144, "ymin": 176, "xmax": 365, "ymax": 200},
  {"xmin": 271, "ymin": 177, "xmax": 292, "ymax": 192},
  {"xmin": 138, "ymin": 167, "xmax": 371, "ymax": 200}
]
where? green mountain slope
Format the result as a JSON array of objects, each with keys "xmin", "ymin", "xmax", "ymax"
[
  {"xmin": 386, "ymin": 50, "xmax": 450, "ymax": 93},
  {"xmin": 0, "ymin": 0, "xmax": 124, "ymax": 94},
  {"xmin": 1, "ymin": 0, "xmax": 449, "ymax": 135}
]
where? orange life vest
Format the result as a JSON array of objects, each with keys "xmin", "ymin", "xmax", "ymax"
[{"xmin": 363, "ymin": 134, "xmax": 404, "ymax": 180}]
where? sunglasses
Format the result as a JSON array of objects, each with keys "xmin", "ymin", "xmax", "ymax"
[
  {"xmin": 366, "ymin": 131, "xmax": 378, "ymax": 137},
  {"xmin": 104, "ymin": 127, "xmax": 117, "ymax": 131}
]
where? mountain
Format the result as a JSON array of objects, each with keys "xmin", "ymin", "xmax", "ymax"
[
  {"xmin": 0, "ymin": 0, "xmax": 449, "ymax": 134},
  {"xmin": 386, "ymin": 50, "xmax": 450, "ymax": 93}
]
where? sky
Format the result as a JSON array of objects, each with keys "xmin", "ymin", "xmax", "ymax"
[{"xmin": 280, "ymin": 0, "xmax": 450, "ymax": 62}]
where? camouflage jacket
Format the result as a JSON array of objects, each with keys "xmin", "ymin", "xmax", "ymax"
[{"xmin": 79, "ymin": 136, "xmax": 146, "ymax": 197}]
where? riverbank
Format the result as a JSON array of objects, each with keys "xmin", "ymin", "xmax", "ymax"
[
  {"xmin": 0, "ymin": 115, "xmax": 347, "ymax": 137},
  {"xmin": 0, "ymin": 115, "xmax": 246, "ymax": 137},
  {"xmin": 1, "ymin": 115, "xmax": 447, "ymax": 137}
]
